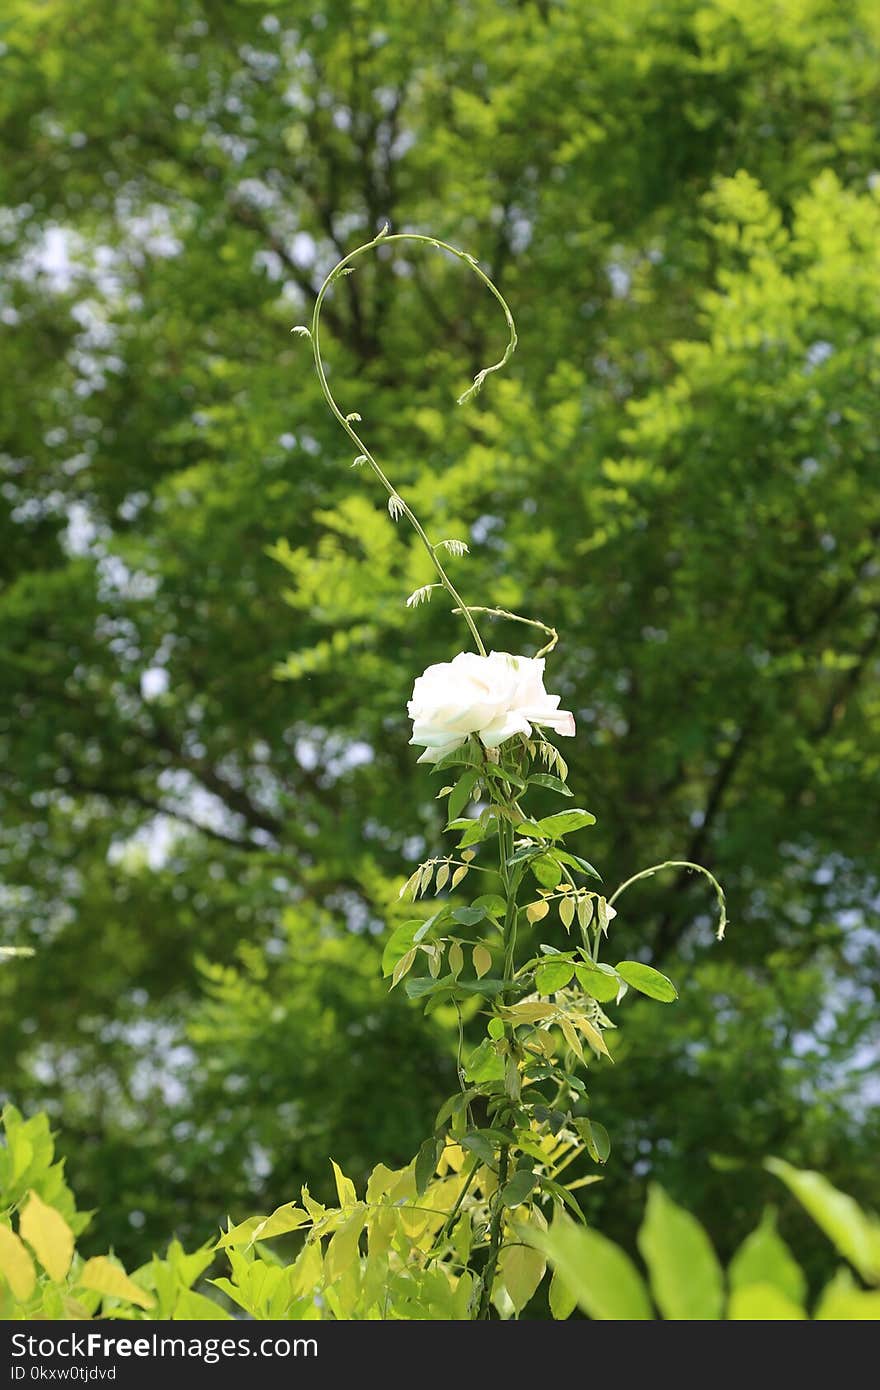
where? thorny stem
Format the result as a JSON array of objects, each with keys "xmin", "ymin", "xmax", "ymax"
[{"xmin": 306, "ymin": 226, "xmax": 518, "ymax": 658}]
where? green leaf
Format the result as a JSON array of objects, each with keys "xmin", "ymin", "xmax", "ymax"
[
  {"xmin": 381, "ymin": 914, "xmax": 445, "ymax": 977},
  {"xmin": 574, "ymin": 1118, "xmax": 611, "ymax": 1164},
  {"xmin": 534, "ymin": 809, "xmax": 596, "ymax": 839},
  {"xmin": 814, "ymin": 1269, "xmax": 880, "ymax": 1320},
  {"xmin": 549, "ymin": 1268, "xmax": 577, "ymax": 1319},
  {"xmin": 615, "ymin": 961, "xmax": 678, "ymax": 1002},
  {"xmin": 530, "ymin": 854, "xmax": 563, "ymax": 889},
  {"xmin": 497, "ymin": 1241, "xmax": 545, "ymax": 1313},
  {"xmin": 727, "ymin": 1283, "xmax": 806, "ymax": 1319},
  {"xmin": 555, "ymin": 850, "xmax": 602, "ymax": 880},
  {"xmin": 574, "ymin": 961, "xmax": 619, "ymax": 1003},
  {"xmin": 484, "ymin": 763, "xmax": 526, "ymax": 790},
  {"xmin": 463, "ymin": 1040, "xmax": 505, "ymax": 1084},
  {"xmin": 472, "ymin": 894, "xmax": 507, "ymax": 918},
  {"xmin": 460, "ymin": 1131, "xmax": 496, "ymax": 1167},
  {"xmin": 501, "ymin": 1168, "xmax": 537, "ymax": 1207},
  {"xmin": 458, "ymin": 817, "xmax": 496, "ymax": 849},
  {"xmin": 415, "ymin": 1137, "xmax": 442, "ymax": 1197},
  {"xmin": 535, "ymin": 959, "xmax": 574, "ymax": 994},
  {"xmin": 728, "ymin": 1209, "xmax": 807, "ymax": 1306},
  {"xmin": 637, "ymin": 1184, "xmax": 723, "ymax": 1319},
  {"xmin": 506, "ymin": 843, "xmax": 543, "ymax": 867},
  {"xmin": 539, "ymin": 1176, "xmax": 592, "ymax": 1220},
  {"xmin": 79, "ymin": 1257, "xmax": 155, "ymax": 1310},
  {"xmin": 448, "ymin": 769, "xmax": 479, "ymax": 822},
  {"xmin": 765, "ymin": 1159, "xmax": 880, "ymax": 1283},
  {"xmin": 432, "ymin": 745, "xmax": 479, "ymax": 774},
  {"xmin": 527, "ymin": 773, "xmax": 573, "ymax": 797},
  {"xmin": 451, "ymin": 905, "xmax": 489, "ymax": 926},
  {"xmin": 526, "ymin": 1212, "xmax": 653, "ymax": 1320}
]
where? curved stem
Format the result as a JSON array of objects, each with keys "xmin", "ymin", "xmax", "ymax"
[
  {"xmin": 453, "ymin": 606, "xmax": 559, "ymax": 658},
  {"xmin": 608, "ymin": 860, "xmax": 728, "ymax": 941},
  {"xmin": 307, "ymin": 228, "xmax": 518, "ymax": 656}
]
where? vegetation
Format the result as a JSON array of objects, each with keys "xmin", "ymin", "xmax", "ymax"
[
  {"xmin": 1, "ymin": 0, "xmax": 878, "ymax": 1314},
  {"xmin": 2, "ymin": 1106, "xmax": 877, "ymax": 1319}
]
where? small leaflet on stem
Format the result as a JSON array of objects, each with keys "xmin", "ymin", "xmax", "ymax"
[{"xmin": 406, "ymin": 584, "xmax": 436, "ymax": 609}]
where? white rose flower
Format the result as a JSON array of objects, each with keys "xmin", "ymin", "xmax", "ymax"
[{"xmin": 407, "ymin": 650, "xmax": 576, "ymax": 764}]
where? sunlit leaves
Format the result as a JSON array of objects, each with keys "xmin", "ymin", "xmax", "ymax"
[
  {"xmin": 79, "ymin": 1257, "xmax": 155, "ymax": 1311},
  {"xmin": 0, "ymin": 1224, "xmax": 36, "ymax": 1302},
  {"xmin": 526, "ymin": 1213, "xmax": 653, "ymax": 1320},
  {"xmin": 535, "ymin": 959, "xmax": 574, "ymax": 994},
  {"xmin": 766, "ymin": 1160, "xmax": 880, "ymax": 1284},
  {"xmin": 615, "ymin": 961, "xmax": 678, "ymax": 1002},
  {"xmin": 19, "ymin": 1191, "xmax": 74, "ymax": 1283},
  {"xmin": 532, "ymin": 809, "xmax": 596, "ymax": 839},
  {"xmin": 637, "ymin": 1185, "xmax": 723, "ymax": 1320}
]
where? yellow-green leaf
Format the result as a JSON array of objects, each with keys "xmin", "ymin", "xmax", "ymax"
[
  {"xmin": 573, "ymin": 1014, "xmax": 612, "ymax": 1060},
  {"xmin": 325, "ymin": 1207, "xmax": 366, "ymax": 1282},
  {"xmin": 559, "ymin": 1016, "xmax": 585, "ymax": 1063},
  {"xmin": 526, "ymin": 1212, "xmax": 653, "ymax": 1320},
  {"xmin": 79, "ymin": 1257, "xmax": 155, "ymax": 1310},
  {"xmin": 559, "ymin": 896, "xmax": 575, "ymax": 930},
  {"xmin": 391, "ymin": 947, "xmax": 417, "ymax": 988},
  {"xmin": 814, "ymin": 1269, "xmax": 880, "ymax": 1320},
  {"xmin": 727, "ymin": 1283, "xmax": 806, "ymax": 1319},
  {"xmin": 473, "ymin": 944, "xmax": 492, "ymax": 978},
  {"xmin": 526, "ymin": 900, "xmax": 550, "ymax": 923},
  {"xmin": 549, "ymin": 1267, "xmax": 577, "ymax": 1319},
  {"xmin": 331, "ymin": 1159, "xmax": 357, "ymax": 1207},
  {"xmin": 0, "ymin": 1224, "xmax": 36, "ymax": 1302},
  {"xmin": 765, "ymin": 1159, "xmax": 880, "ymax": 1284},
  {"xmin": 19, "ymin": 1191, "xmax": 74, "ymax": 1283},
  {"xmin": 448, "ymin": 940, "xmax": 464, "ymax": 978},
  {"xmin": 250, "ymin": 1203, "xmax": 310, "ymax": 1244},
  {"xmin": 498, "ymin": 1242, "xmax": 546, "ymax": 1314},
  {"xmin": 637, "ymin": 1185, "xmax": 723, "ymax": 1319},
  {"xmin": 728, "ymin": 1209, "xmax": 806, "ymax": 1306},
  {"xmin": 501, "ymin": 1001, "xmax": 557, "ymax": 1023}
]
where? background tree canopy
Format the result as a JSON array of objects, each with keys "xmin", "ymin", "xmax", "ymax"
[{"xmin": 1, "ymin": 0, "xmax": 878, "ymax": 1285}]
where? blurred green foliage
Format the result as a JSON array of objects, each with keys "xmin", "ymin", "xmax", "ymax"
[{"xmin": 1, "ymin": 0, "xmax": 878, "ymax": 1280}]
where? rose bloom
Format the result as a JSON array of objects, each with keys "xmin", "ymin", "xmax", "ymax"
[{"xmin": 408, "ymin": 650, "xmax": 576, "ymax": 764}]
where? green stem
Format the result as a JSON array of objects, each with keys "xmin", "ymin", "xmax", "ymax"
[
  {"xmin": 307, "ymin": 228, "xmax": 518, "ymax": 657},
  {"xmin": 478, "ymin": 809, "xmax": 518, "ymax": 1319},
  {"xmin": 608, "ymin": 860, "xmax": 728, "ymax": 941},
  {"xmin": 427, "ymin": 1157, "xmax": 479, "ymax": 1259},
  {"xmin": 479, "ymin": 1144, "xmax": 509, "ymax": 1319}
]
